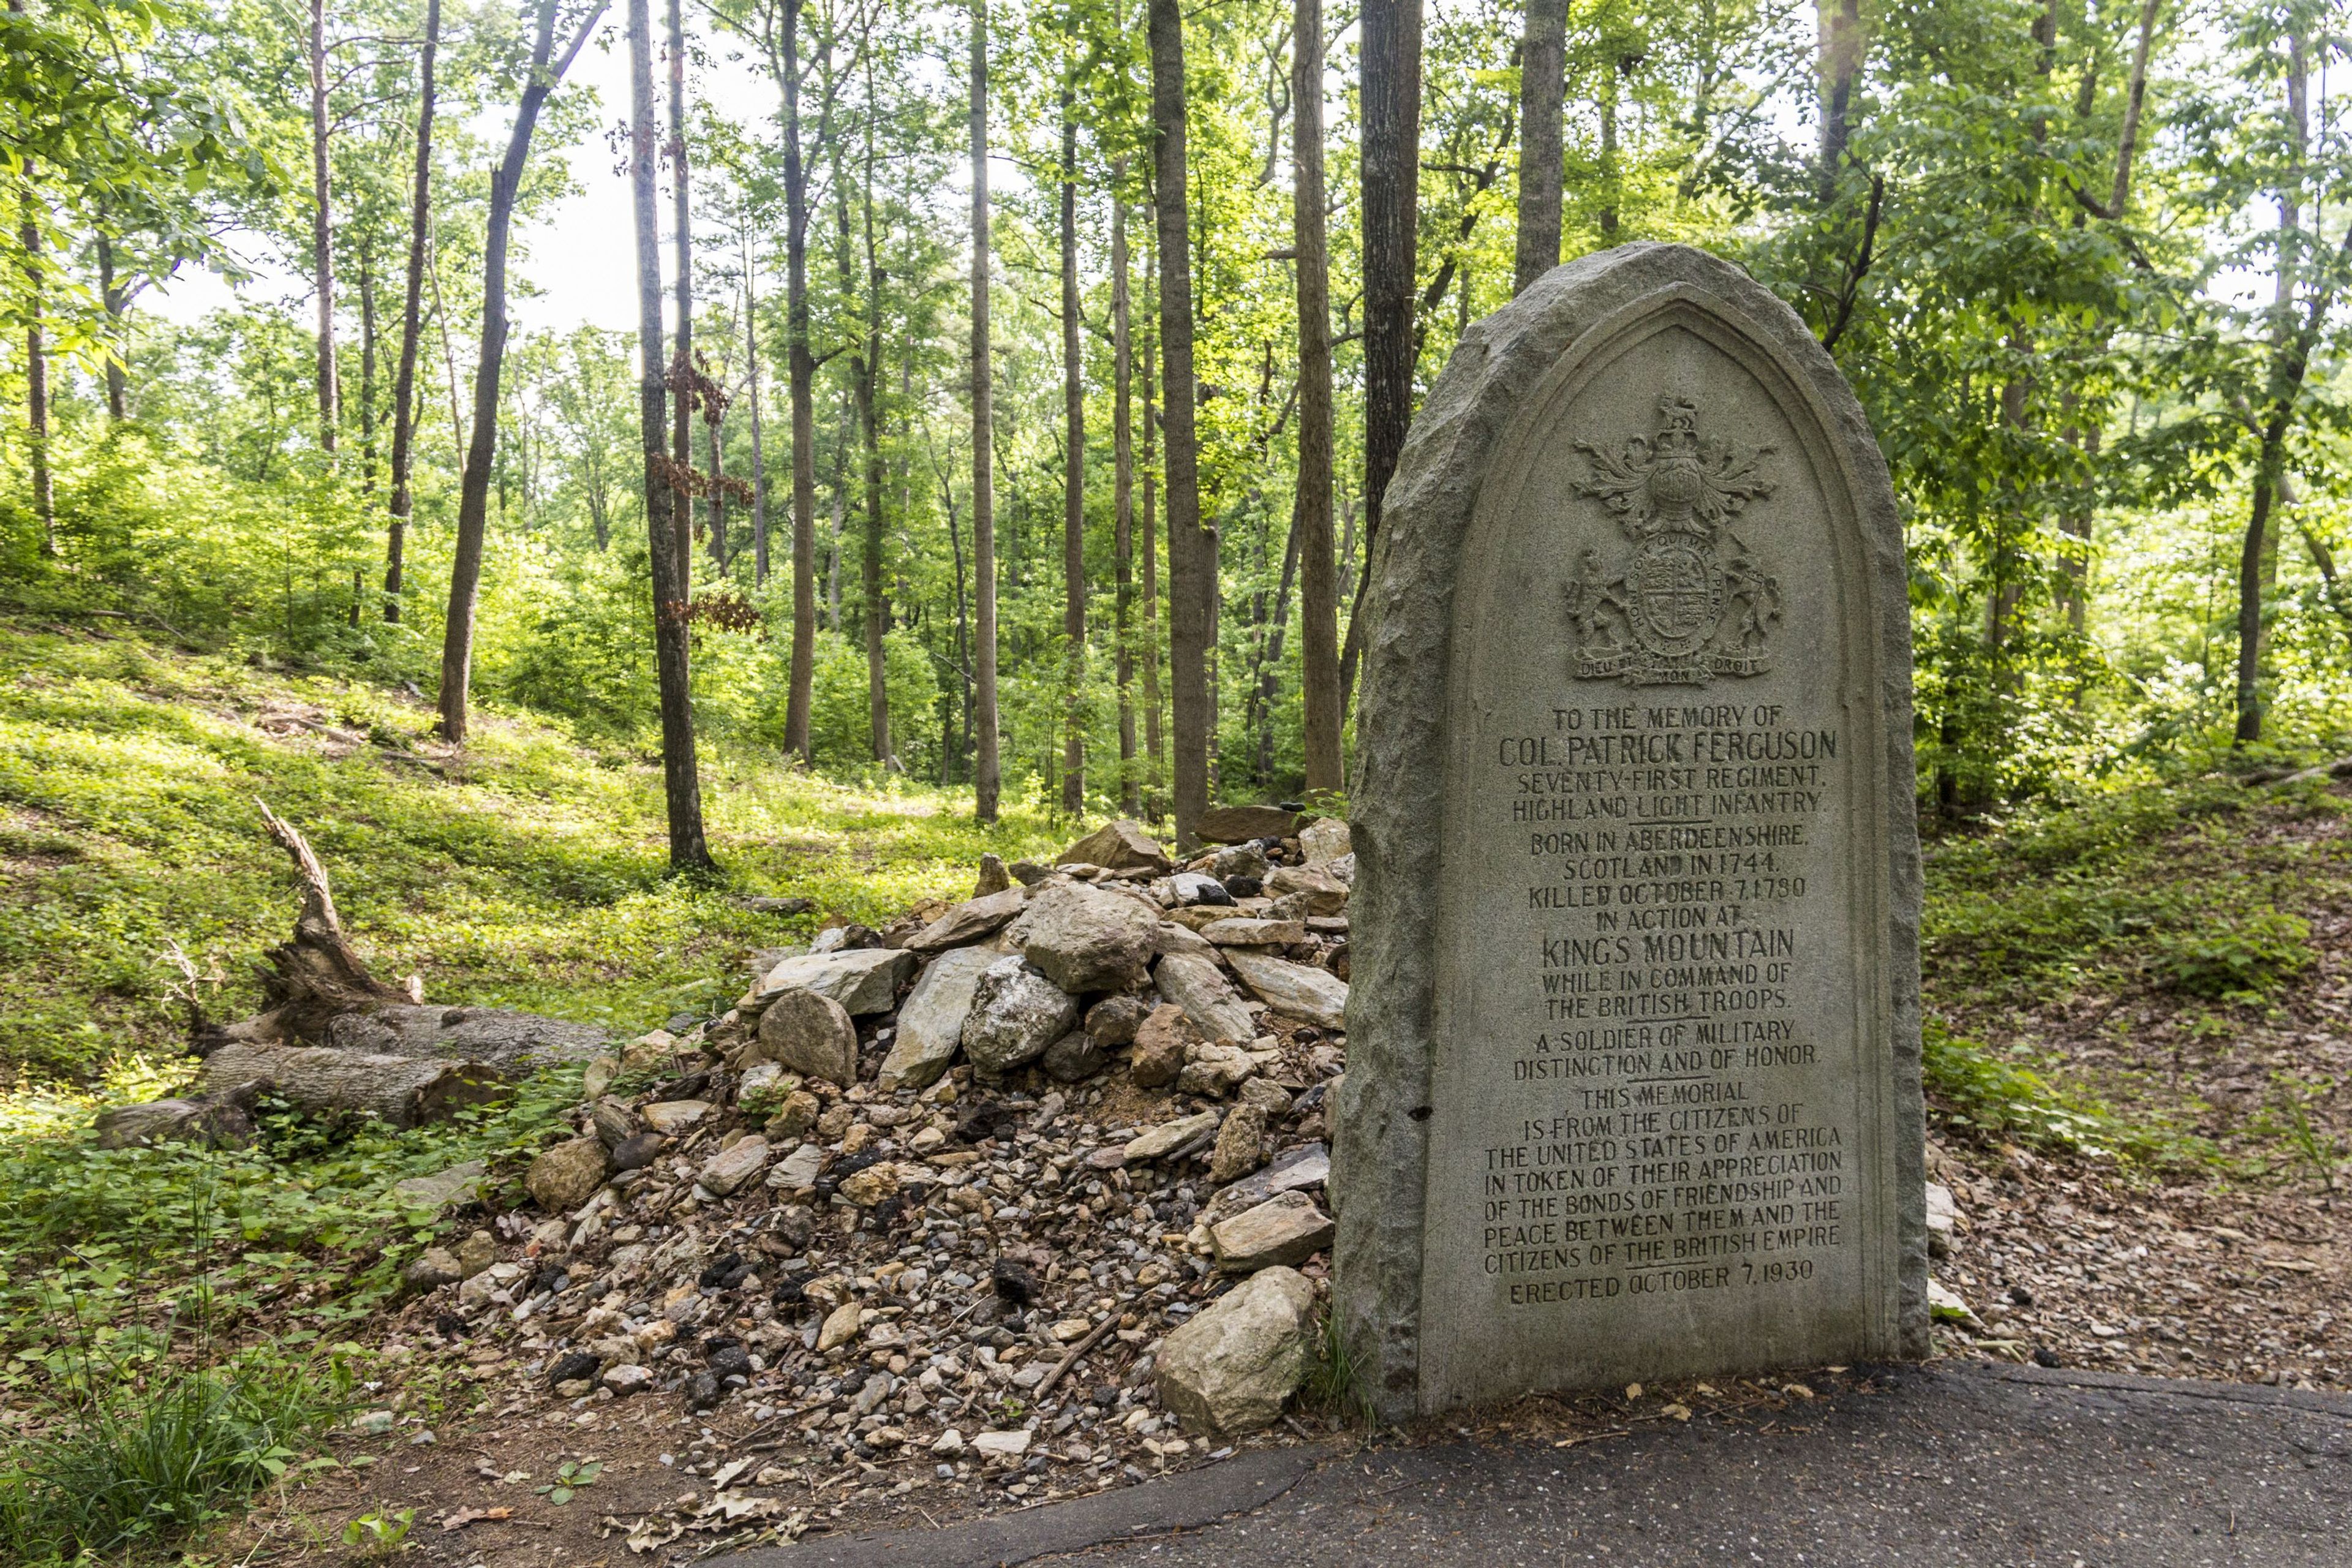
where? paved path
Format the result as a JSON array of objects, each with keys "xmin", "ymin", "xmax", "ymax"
[{"xmin": 728, "ymin": 1365, "xmax": 2352, "ymax": 1568}]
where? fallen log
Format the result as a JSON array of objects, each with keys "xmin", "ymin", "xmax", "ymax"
[
  {"xmin": 192, "ymin": 800, "xmax": 607, "ymax": 1069},
  {"xmin": 92, "ymin": 1077, "xmax": 271, "ymax": 1150},
  {"xmin": 198, "ymin": 1041, "xmax": 507, "ymax": 1128}
]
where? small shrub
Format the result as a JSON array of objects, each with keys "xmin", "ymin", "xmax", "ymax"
[
  {"xmin": 1301, "ymin": 1308, "xmax": 1371, "ymax": 1426},
  {"xmin": 1920, "ymin": 1017, "xmax": 2204, "ymax": 1165},
  {"xmin": 0, "ymin": 1352, "xmax": 347, "ymax": 1562},
  {"xmin": 2144, "ymin": 908, "xmax": 2314, "ymax": 1001}
]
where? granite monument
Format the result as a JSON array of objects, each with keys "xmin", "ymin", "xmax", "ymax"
[{"xmin": 1332, "ymin": 243, "xmax": 1928, "ymax": 1418}]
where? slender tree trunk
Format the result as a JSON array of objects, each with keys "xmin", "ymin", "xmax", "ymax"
[
  {"xmin": 1112, "ymin": 172, "xmax": 1138, "ymax": 815},
  {"xmin": 436, "ymin": 0, "xmax": 602, "ymax": 741},
  {"xmin": 358, "ymin": 242, "xmax": 379, "ymax": 493},
  {"xmin": 668, "ymin": 0, "xmax": 695, "ymax": 596},
  {"xmin": 742, "ymin": 218, "xmax": 771, "ymax": 586},
  {"xmin": 384, "ymin": 0, "xmax": 437, "ymax": 623},
  {"xmin": 631, "ymin": 0, "xmax": 712, "ymax": 867},
  {"xmin": 1141, "ymin": 232, "xmax": 1163, "ymax": 815},
  {"xmin": 781, "ymin": 0, "xmax": 819, "ymax": 761},
  {"xmin": 1294, "ymin": 0, "xmax": 1341, "ymax": 794},
  {"xmin": 970, "ymin": 0, "xmax": 1001, "ymax": 821},
  {"xmin": 1060, "ymin": 80, "xmax": 1086, "ymax": 814},
  {"xmin": 776, "ymin": 0, "xmax": 823, "ymax": 761},
  {"xmin": 707, "ymin": 402, "xmax": 726, "ymax": 567},
  {"xmin": 1817, "ymin": 0, "xmax": 1861, "ymax": 199},
  {"xmin": 1340, "ymin": 0, "xmax": 1422, "ymax": 724},
  {"xmin": 96, "ymin": 230, "xmax": 129, "ymax": 420},
  {"xmin": 427, "ymin": 211, "xmax": 465, "ymax": 461},
  {"xmin": 827, "ymin": 393, "xmax": 847, "ymax": 630},
  {"xmin": 1513, "ymin": 0, "xmax": 1565, "ymax": 294},
  {"xmin": 1149, "ymin": 0, "xmax": 1208, "ymax": 848},
  {"xmin": 859, "ymin": 96, "xmax": 891, "ymax": 767},
  {"xmin": 1255, "ymin": 509, "xmax": 1302, "ymax": 782},
  {"xmin": 311, "ymin": 0, "xmax": 339, "ymax": 453},
  {"xmin": 18, "ymin": 186, "xmax": 55, "ymax": 556}
]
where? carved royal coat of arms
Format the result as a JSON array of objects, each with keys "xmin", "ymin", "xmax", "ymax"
[{"xmin": 1564, "ymin": 396, "xmax": 1783, "ymax": 685}]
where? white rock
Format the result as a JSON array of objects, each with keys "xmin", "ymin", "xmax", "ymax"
[
  {"xmin": 1297, "ymin": 818, "xmax": 1350, "ymax": 865},
  {"xmin": 766, "ymin": 1142, "xmax": 824, "ymax": 1189},
  {"xmin": 601, "ymin": 1363, "xmax": 653, "ymax": 1395},
  {"xmin": 971, "ymin": 1428, "xmax": 1032, "ymax": 1458},
  {"xmin": 641, "ymin": 1099, "xmax": 712, "ymax": 1134},
  {"xmin": 1126, "ymin": 1109, "xmax": 1220, "ymax": 1161},
  {"xmin": 1155, "ymin": 1266, "xmax": 1316, "ymax": 1435},
  {"xmin": 960, "ymin": 957, "xmax": 1079, "ymax": 1074}
]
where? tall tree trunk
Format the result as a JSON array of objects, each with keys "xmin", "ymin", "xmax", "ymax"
[
  {"xmin": 18, "ymin": 184, "xmax": 55, "ymax": 557},
  {"xmin": 631, "ymin": 0, "xmax": 712, "ymax": 867},
  {"xmin": 1817, "ymin": 0, "xmax": 1861, "ymax": 199},
  {"xmin": 310, "ymin": 0, "xmax": 340, "ymax": 453},
  {"xmin": 385, "ymin": 0, "xmax": 437, "ymax": 623},
  {"xmin": 668, "ymin": 0, "xmax": 695, "ymax": 595},
  {"xmin": 859, "ymin": 91, "xmax": 891, "ymax": 767},
  {"xmin": 358, "ymin": 241, "xmax": 379, "ymax": 492},
  {"xmin": 781, "ymin": 0, "xmax": 819, "ymax": 761},
  {"xmin": 827, "ymin": 393, "xmax": 847, "ymax": 630},
  {"xmin": 970, "ymin": 0, "xmax": 1001, "ymax": 821},
  {"xmin": 436, "ymin": 0, "xmax": 602, "ymax": 742},
  {"xmin": 1060, "ymin": 79, "xmax": 1086, "ymax": 814},
  {"xmin": 1340, "ymin": 0, "xmax": 1422, "ymax": 723},
  {"xmin": 1513, "ymin": 0, "xmax": 1565, "ymax": 294},
  {"xmin": 1112, "ymin": 170, "xmax": 1138, "ymax": 815},
  {"xmin": 1141, "ymin": 230, "xmax": 1163, "ymax": 815},
  {"xmin": 1149, "ymin": 0, "xmax": 1209, "ymax": 848},
  {"xmin": 707, "ymin": 399, "xmax": 726, "ymax": 567},
  {"xmin": 742, "ymin": 217, "xmax": 771, "ymax": 586},
  {"xmin": 1294, "ymin": 0, "xmax": 1341, "ymax": 794},
  {"xmin": 1251, "ymin": 506, "xmax": 1302, "ymax": 782},
  {"xmin": 2237, "ymin": 28, "xmax": 2313, "ymax": 747},
  {"xmin": 96, "ymin": 230, "xmax": 129, "ymax": 419}
]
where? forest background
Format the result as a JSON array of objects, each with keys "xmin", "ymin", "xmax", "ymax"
[{"xmin": 7, "ymin": 0, "xmax": 2352, "ymax": 866}]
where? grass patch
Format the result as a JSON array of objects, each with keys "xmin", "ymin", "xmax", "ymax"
[
  {"xmin": 0, "ymin": 1351, "xmax": 348, "ymax": 1564},
  {"xmin": 0, "ymin": 616, "xmax": 1066, "ymax": 1084}
]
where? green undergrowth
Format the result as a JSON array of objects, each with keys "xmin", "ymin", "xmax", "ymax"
[
  {"xmin": 0, "ymin": 616, "xmax": 1065, "ymax": 1085},
  {"xmin": 1921, "ymin": 774, "xmax": 2352, "ymax": 1169},
  {"xmin": 1923, "ymin": 776, "xmax": 2342, "ymax": 1009},
  {"xmin": 0, "ymin": 1065, "xmax": 582, "ymax": 1388},
  {"xmin": 1920, "ymin": 1017, "xmax": 2211, "ymax": 1165}
]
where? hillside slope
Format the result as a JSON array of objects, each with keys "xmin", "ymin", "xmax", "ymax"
[{"xmin": 0, "ymin": 617, "xmax": 1060, "ymax": 1085}]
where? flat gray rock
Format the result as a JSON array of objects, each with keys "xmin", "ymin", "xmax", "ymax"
[
  {"xmin": 1223, "ymin": 951, "xmax": 1348, "ymax": 1030},
  {"xmin": 1153, "ymin": 952, "xmax": 1257, "ymax": 1044},
  {"xmin": 1212, "ymin": 1191, "xmax": 1335, "ymax": 1272},
  {"xmin": 903, "ymin": 888, "xmax": 1028, "ymax": 955},
  {"xmin": 878, "ymin": 946, "xmax": 998, "ymax": 1090},
  {"xmin": 758, "ymin": 948, "xmax": 916, "ymax": 1015}
]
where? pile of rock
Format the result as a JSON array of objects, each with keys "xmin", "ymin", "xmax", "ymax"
[{"xmin": 398, "ymin": 812, "xmax": 1355, "ymax": 1500}]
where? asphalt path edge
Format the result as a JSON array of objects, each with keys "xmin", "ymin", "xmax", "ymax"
[{"xmin": 716, "ymin": 1443, "xmax": 1327, "ymax": 1568}]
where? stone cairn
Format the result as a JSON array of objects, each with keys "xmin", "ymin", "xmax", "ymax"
[{"xmin": 402, "ymin": 809, "xmax": 1356, "ymax": 1498}]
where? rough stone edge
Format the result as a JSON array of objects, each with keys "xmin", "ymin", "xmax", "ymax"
[
  {"xmin": 1332, "ymin": 241, "xmax": 1928, "ymax": 1422},
  {"xmin": 715, "ymin": 1444, "xmax": 1324, "ymax": 1568}
]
